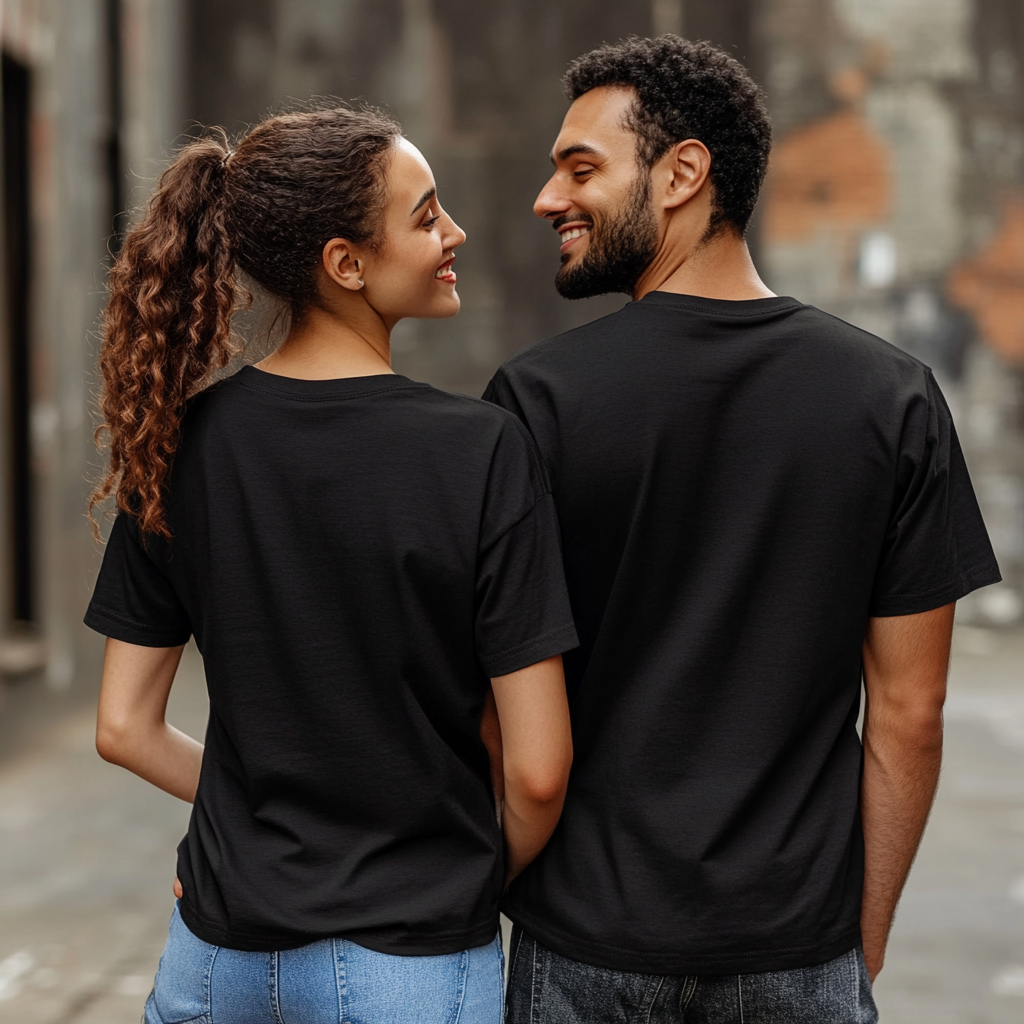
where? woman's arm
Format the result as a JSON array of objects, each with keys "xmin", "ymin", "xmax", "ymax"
[
  {"xmin": 490, "ymin": 655, "xmax": 573, "ymax": 887},
  {"xmin": 95, "ymin": 637, "xmax": 203, "ymax": 803}
]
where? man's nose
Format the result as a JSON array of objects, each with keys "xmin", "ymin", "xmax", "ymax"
[{"xmin": 534, "ymin": 174, "xmax": 569, "ymax": 220}]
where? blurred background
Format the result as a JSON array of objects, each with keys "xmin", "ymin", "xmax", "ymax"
[{"xmin": 0, "ymin": 0, "xmax": 1023, "ymax": 1021}]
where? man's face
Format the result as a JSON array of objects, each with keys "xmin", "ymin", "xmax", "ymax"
[{"xmin": 534, "ymin": 86, "xmax": 659, "ymax": 299}]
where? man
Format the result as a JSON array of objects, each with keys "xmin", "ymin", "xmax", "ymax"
[{"xmin": 484, "ymin": 35, "xmax": 1000, "ymax": 1023}]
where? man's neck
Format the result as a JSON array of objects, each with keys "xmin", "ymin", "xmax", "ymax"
[{"xmin": 633, "ymin": 228, "xmax": 775, "ymax": 302}]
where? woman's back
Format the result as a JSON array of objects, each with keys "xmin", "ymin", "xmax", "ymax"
[
  {"xmin": 88, "ymin": 366, "xmax": 573, "ymax": 953},
  {"xmin": 86, "ymin": 104, "xmax": 574, "ymax": 1023}
]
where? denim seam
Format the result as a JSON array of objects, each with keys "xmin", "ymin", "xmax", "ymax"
[
  {"xmin": 498, "ymin": 936, "xmax": 506, "ymax": 1022},
  {"xmin": 269, "ymin": 951, "xmax": 285, "ymax": 1024},
  {"xmin": 334, "ymin": 939, "xmax": 348, "ymax": 1024},
  {"xmin": 202, "ymin": 943, "xmax": 217, "ymax": 1024},
  {"xmin": 530, "ymin": 936, "xmax": 539, "ymax": 1024},
  {"xmin": 642, "ymin": 976, "xmax": 664, "ymax": 1024},
  {"xmin": 509, "ymin": 926, "xmax": 524, "ymax": 985},
  {"xmin": 681, "ymin": 976, "xmax": 698, "ymax": 1013},
  {"xmin": 449, "ymin": 949, "xmax": 470, "ymax": 1024}
]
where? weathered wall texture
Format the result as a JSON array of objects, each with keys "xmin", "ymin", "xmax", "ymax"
[
  {"xmin": 758, "ymin": 0, "xmax": 1024, "ymax": 619},
  {"xmin": 4, "ymin": 0, "xmax": 1022, "ymax": 700},
  {"xmin": 1, "ymin": 0, "xmax": 181, "ymax": 691},
  {"xmin": 1, "ymin": 0, "xmax": 112, "ymax": 686}
]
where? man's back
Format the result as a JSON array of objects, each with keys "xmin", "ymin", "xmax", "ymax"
[{"xmin": 486, "ymin": 291, "xmax": 999, "ymax": 974}]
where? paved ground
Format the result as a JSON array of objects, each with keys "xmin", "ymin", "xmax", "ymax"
[{"xmin": 0, "ymin": 628, "xmax": 1022, "ymax": 1022}]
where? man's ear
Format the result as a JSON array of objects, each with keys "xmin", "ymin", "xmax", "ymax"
[
  {"xmin": 661, "ymin": 139, "xmax": 712, "ymax": 211},
  {"xmin": 321, "ymin": 237, "xmax": 366, "ymax": 291}
]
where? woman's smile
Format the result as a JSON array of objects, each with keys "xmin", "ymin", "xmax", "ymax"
[{"xmin": 435, "ymin": 255, "xmax": 457, "ymax": 282}]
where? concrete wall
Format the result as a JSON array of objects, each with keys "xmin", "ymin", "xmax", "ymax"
[
  {"xmin": 757, "ymin": 0, "xmax": 1024, "ymax": 620},
  {"xmin": 3, "ymin": 0, "xmax": 1022, "ymax": 703},
  {"xmin": 1, "ymin": 0, "xmax": 112, "ymax": 689}
]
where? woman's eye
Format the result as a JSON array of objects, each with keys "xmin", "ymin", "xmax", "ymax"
[{"xmin": 424, "ymin": 215, "xmax": 440, "ymax": 228}]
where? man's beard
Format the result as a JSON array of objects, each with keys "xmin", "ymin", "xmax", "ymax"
[{"xmin": 554, "ymin": 172, "xmax": 659, "ymax": 300}]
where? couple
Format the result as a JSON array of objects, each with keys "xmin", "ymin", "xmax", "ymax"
[{"xmin": 86, "ymin": 35, "xmax": 999, "ymax": 1024}]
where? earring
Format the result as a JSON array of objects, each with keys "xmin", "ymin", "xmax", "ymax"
[{"xmin": 358, "ymin": 279, "xmax": 364, "ymax": 286}]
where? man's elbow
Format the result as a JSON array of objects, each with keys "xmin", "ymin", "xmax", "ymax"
[{"xmin": 868, "ymin": 700, "xmax": 944, "ymax": 752}]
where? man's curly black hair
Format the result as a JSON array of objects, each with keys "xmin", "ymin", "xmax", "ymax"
[{"xmin": 563, "ymin": 35, "xmax": 772, "ymax": 235}]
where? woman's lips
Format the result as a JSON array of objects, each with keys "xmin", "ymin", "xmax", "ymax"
[{"xmin": 435, "ymin": 257, "xmax": 456, "ymax": 283}]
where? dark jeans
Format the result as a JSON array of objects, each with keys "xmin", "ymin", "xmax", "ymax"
[{"xmin": 505, "ymin": 927, "xmax": 879, "ymax": 1024}]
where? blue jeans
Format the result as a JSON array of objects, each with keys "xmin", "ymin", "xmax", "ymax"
[
  {"xmin": 144, "ymin": 903, "xmax": 504, "ymax": 1024},
  {"xmin": 505, "ymin": 927, "xmax": 878, "ymax": 1024}
]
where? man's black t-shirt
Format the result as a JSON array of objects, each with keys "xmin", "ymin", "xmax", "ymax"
[
  {"xmin": 85, "ymin": 366, "xmax": 577, "ymax": 955},
  {"xmin": 484, "ymin": 292, "xmax": 1000, "ymax": 976}
]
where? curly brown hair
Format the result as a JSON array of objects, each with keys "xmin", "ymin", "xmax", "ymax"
[{"xmin": 90, "ymin": 105, "xmax": 401, "ymax": 538}]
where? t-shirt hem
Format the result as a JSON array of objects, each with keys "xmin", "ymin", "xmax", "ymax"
[
  {"xmin": 480, "ymin": 622, "xmax": 579, "ymax": 678},
  {"xmin": 83, "ymin": 606, "xmax": 191, "ymax": 648},
  {"xmin": 502, "ymin": 901, "xmax": 862, "ymax": 976},
  {"xmin": 177, "ymin": 898, "xmax": 499, "ymax": 956},
  {"xmin": 869, "ymin": 565, "xmax": 1002, "ymax": 617}
]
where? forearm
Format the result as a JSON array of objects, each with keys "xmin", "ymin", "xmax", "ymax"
[
  {"xmin": 860, "ymin": 710, "xmax": 942, "ymax": 978},
  {"xmin": 501, "ymin": 788, "xmax": 566, "ymax": 886},
  {"xmin": 98, "ymin": 721, "xmax": 204, "ymax": 802}
]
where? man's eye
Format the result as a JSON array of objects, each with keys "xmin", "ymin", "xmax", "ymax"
[{"xmin": 573, "ymin": 169, "xmax": 594, "ymax": 178}]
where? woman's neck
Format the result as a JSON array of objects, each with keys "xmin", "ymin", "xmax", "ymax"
[{"xmin": 256, "ymin": 303, "xmax": 395, "ymax": 380}]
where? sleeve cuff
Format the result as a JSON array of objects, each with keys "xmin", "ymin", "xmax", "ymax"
[
  {"xmin": 480, "ymin": 622, "xmax": 579, "ymax": 678},
  {"xmin": 868, "ymin": 566, "xmax": 1003, "ymax": 617},
  {"xmin": 83, "ymin": 607, "xmax": 191, "ymax": 648}
]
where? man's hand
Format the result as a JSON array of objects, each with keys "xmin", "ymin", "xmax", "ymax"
[
  {"xmin": 860, "ymin": 603, "xmax": 954, "ymax": 981},
  {"xmin": 173, "ymin": 876, "xmax": 183, "ymax": 899}
]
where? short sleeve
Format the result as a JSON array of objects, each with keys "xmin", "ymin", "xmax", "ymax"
[
  {"xmin": 84, "ymin": 514, "xmax": 192, "ymax": 646},
  {"xmin": 474, "ymin": 416, "xmax": 578, "ymax": 677},
  {"xmin": 870, "ymin": 371, "xmax": 1001, "ymax": 616}
]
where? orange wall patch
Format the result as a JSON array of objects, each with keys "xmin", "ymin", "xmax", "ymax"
[
  {"xmin": 762, "ymin": 110, "xmax": 891, "ymax": 244},
  {"xmin": 948, "ymin": 196, "xmax": 1024, "ymax": 364}
]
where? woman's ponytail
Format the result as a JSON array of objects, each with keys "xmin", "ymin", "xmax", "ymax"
[
  {"xmin": 91, "ymin": 105, "xmax": 401, "ymax": 538},
  {"xmin": 91, "ymin": 136, "xmax": 239, "ymax": 538}
]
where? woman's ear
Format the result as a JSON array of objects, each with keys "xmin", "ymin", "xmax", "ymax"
[{"xmin": 322, "ymin": 237, "xmax": 366, "ymax": 291}]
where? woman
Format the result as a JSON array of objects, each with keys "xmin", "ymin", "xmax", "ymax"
[{"xmin": 86, "ymin": 105, "xmax": 576, "ymax": 1024}]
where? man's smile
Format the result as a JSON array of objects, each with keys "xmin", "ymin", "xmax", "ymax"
[{"xmin": 556, "ymin": 220, "xmax": 592, "ymax": 254}]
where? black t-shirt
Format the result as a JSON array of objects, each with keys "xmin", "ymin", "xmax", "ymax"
[
  {"xmin": 86, "ymin": 366, "xmax": 577, "ymax": 955},
  {"xmin": 484, "ymin": 291, "xmax": 1000, "ymax": 976}
]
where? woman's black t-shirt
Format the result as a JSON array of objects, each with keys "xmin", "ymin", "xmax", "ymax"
[{"xmin": 85, "ymin": 366, "xmax": 578, "ymax": 954}]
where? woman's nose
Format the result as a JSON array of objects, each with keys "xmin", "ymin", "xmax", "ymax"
[{"xmin": 446, "ymin": 215, "xmax": 467, "ymax": 250}]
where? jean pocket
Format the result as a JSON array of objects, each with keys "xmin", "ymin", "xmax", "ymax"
[
  {"xmin": 339, "ymin": 940, "xmax": 469, "ymax": 1024},
  {"xmin": 148, "ymin": 904, "xmax": 215, "ymax": 1024}
]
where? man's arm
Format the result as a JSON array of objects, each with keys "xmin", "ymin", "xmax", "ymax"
[{"xmin": 860, "ymin": 603, "xmax": 954, "ymax": 981}]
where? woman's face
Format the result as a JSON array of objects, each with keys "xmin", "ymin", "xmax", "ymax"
[{"xmin": 362, "ymin": 138, "xmax": 466, "ymax": 325}]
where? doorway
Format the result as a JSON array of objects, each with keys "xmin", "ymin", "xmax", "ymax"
[{"xmin": 2, "ymin": 51, "xmax": 34, "ymax": 628}]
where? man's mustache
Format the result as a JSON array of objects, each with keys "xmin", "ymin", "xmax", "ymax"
[{"xmin": 552, "ymin": 212, "xmax": 595, "ymax": 232}]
